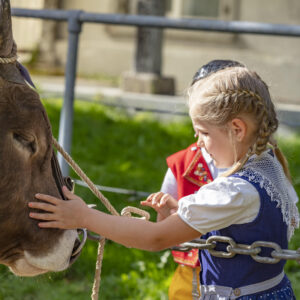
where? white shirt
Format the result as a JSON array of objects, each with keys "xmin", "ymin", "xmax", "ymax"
[
  {"xmin": 177, "ymin": 176, "xmax": 260, "ymax": 235},
  {"xmin": 161, "ymin": 148, "xmax": 298, "ymax": 235}
]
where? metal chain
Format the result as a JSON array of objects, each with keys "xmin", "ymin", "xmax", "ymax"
[{"xmin": 171, "ymin": 235, "xmax": 300, "ymax": 264}]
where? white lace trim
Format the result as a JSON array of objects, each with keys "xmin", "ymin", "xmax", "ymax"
[{"xmin": 236, "ymin": 151, "xmax": 299, "ymax": 240}]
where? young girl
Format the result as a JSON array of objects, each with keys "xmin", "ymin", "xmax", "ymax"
[
  {"xmin": 29, "ymin": 66, "xmax": 299, "ymax": 299},
  {"xmin": 161, "ymin": 60, "xmax": 245, "ymax": 300}
]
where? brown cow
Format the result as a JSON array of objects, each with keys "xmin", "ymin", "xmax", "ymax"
[{"xmin": 0, "ymin": 0, "xmax": 84, "ymax": 276}]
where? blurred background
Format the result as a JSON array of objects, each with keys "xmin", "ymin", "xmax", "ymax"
[
  {"xmin": 3, "ymin": 1, "xmax": 300, "ymax": 299},
  {"xmin": 11, "ymin": 0, "xmax": 300, "ymax": 104}
]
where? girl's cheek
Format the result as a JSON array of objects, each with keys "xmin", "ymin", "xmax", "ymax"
[{"xmin": 204, "ymin": 138, "xmax": 210, "ymax": 148}]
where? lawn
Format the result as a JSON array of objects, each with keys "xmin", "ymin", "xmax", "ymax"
[{"xmin": 0, "ymin": 99, "xmax": 300, "ymax": 299}]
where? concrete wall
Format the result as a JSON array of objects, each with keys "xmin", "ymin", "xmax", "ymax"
[{"xmin": 11, "ymin": 0, "xmax": 300, "ymax": 104}]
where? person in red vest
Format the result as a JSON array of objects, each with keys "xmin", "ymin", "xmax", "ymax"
[{"xmin": 160, "ymin": 60, "xmax": 245, "ymax": 300}]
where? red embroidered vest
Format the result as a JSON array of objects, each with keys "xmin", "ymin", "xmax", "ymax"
[{"xmin": 167, "ymin": 143, "xmax": 213, "ymax": 267}]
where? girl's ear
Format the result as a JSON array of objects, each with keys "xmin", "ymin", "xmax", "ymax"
[{"xmin": 229, "ymin": 118, "xmax": 247, "ymax": 142}]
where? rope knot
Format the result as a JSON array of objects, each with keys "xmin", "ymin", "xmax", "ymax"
[{"xmin": 121, "ymin": 206, "xmax": 150, "ymax": 220}]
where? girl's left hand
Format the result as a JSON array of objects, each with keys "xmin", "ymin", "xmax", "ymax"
[
  {"xmin": 28, "ymin": 186, "xmax": 89, "ymax": 230},
  {"xmin": 141, "ymin": 192, "xmax": 178, "ymax": 219}
]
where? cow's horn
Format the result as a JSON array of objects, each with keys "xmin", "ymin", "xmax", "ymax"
[
  {"xmin": 0, "ymin": 0, "xmax": 15, "ymax": 58},
  {"xmin": 0, "ymin": 0, "xmax": 28, "ymax": 85}
]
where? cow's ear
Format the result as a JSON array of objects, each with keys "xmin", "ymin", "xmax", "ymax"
[{"xmin": 17, "ymin": 63, "xmax": 36, "ymax": 88}]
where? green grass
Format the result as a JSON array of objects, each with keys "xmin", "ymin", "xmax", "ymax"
[
  {"xmin": 278, "ymin": 135, "xmax": 300, "ymax": 297},
  {"xmin": 1, "ymin": 98, "xmax": 300, "ymax": 299}
]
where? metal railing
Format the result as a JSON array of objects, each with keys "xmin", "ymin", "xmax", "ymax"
[{"xmin": 11, "ymin": 7, "xmax": 300, "ymax": 176}]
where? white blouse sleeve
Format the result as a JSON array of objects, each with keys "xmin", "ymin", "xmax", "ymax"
[
  {"xmin": 177, "ymin": 176, "xmax": 260, "ymax": 235},
  {"xmin": 160, "ymin": 168, "xmax": 178, "ymax": 200}
]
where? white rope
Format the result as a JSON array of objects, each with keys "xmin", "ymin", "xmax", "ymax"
[
  {"xmin": 121, "ymin": 206, "xmax": 150, "ymax": 220},
  {"xmin": 0, "ymin": 55, "xmax": 17, "ymax": 64},
  {"xmin": 52, "ymin": 137, "xmax": 149, "ymax": 299},
  {"xmin": 91, "ymin": 238, "xmax": 106, "ymax": 300}
]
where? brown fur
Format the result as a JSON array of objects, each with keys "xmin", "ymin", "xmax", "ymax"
[{"xmin": 0, "ymin": 78, "xmax": 65, "ymax": 265}]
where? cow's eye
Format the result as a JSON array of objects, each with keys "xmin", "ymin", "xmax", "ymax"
[{"xmin": 13, "ymin": 132, "xmax": 37, "ymax": 154}]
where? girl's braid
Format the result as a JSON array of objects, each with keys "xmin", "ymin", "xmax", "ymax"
[
  {"xmin": 189, "ymin": 67, "xmax": 289, "ymax": 180},
  {"xmin": 220, "ymin": 88, "xmax": 277, "ymax": 155},
  {"xmin": 239, "ymin": 89, "xmax": 273, "ymax": 155},
  {"xmin": 215, "ymin": 88, "xmax": 276, "ymax": 176}
]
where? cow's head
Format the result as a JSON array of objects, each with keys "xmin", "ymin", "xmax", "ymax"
[{"xmin": 0, "ymin": 0, "xmax": 84, "ymax": 276}]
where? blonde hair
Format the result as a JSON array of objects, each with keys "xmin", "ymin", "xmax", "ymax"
[{"xmin": 188, "ymin": 67, "xmax": 291, "ymax": 180}]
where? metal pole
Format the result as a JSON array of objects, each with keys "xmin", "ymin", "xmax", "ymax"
[
  {"xmin": 57, "ymin": 10, "xmax": 82, "ymax": 176},
  {"xmin": 11, "ymin": 8, "xmax": 300, "ymax": 38},
  {"xmin": 135, "ymin": 0, "xmax": 165, "ymax": 75}
]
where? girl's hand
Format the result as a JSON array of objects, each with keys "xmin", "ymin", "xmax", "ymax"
[
  {"xmin": 28, "ymin": 186, "xmax": 89, "ymax": 230},
  {"xmin": 140, "ymin": 192, "xmax": 178, "ymax": 220}
]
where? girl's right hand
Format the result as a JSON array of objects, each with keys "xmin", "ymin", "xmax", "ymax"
[
  {"xmin": 140, "ymin": 192, "xmax": 178, "ymax": 220},
  {"xmin": 29, "ymin": 186, "xmax": 89, "ymax": 230}
]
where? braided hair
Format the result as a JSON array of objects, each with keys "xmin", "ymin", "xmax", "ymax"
[{"xmin": 188, "ymin": 67, "xmax": 291, "ymax": 179}]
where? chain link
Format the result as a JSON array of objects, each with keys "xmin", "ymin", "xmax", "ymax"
[
  {"xmin": 207, "ymin": 236, "xmax": 237, "ymax": 258},
  {"xmin": 171, "ymin": 235, "xmax": 300, "ymax": 264},
  {"xmin": 250, "ymin": 241, "xmax": 281, "ymax": 264}
]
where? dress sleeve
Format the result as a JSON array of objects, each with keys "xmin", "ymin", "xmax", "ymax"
[
  {"xmin": 177, "ymin": 176, "xmax": 260, "ymax": 235},
  {"xmin": 160, "ymin": 168, "xmax": 178, "ymax": 200}
]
